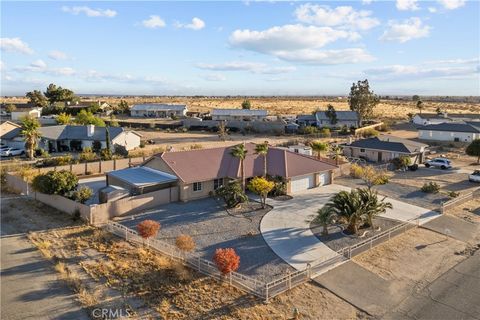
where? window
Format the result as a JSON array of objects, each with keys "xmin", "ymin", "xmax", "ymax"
[
  {"xmin": 213, "ymin": 178, "xmax": 223, "ymax": 190},
  {"xmin": 193, "ymin": 182, "xmax": 202, "ymax": 192},
  {"xmin": 360, "ymin": 148, "xmax": 365, "ymax": 153}
]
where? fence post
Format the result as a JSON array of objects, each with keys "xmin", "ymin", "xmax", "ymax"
[
  {"xmin": 287, "ymin": 270, "xmax": 291, "ymax": 289},
  {"xmin": 114, "ymin": 158, "xmax": 117, "ymax": 170},
  {"xmin": 265, "ymin": 284, "xmax": 269, "ymax": 304}
]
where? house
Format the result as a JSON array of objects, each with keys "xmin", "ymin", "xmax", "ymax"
[
  {"xmin": 288, "ymin": 145, "xmax": 313, "ymax": 156},
  {"xmin": 412, "ymin": 113, "xmax": 480, "ymax": 126},
  {"xmin": 11, "ymin": 108, "xmax": 42, "ymax": 121},
  {"xmin": 418, "ymin": 122, "xmax": 480, "ymax": 142},
  {"xmin": 0, "ymin": 121, "xmax": 23, "ymax": 148},
  {"xmin": 106, "ymin": 143, "xmax": 337, "ymax": 201},
  {"xmin": 297, "ymin": 111, "xmax": 360, "ymax": 128},
  {"xmin": 296, "ymin": 114, "xmax": 317, "ymax": 127},
  {"xmin": 65, "ymin": 101, "xmax": 111, "ymax": 114},
  {"xmin": 130, "ymin": 104, "xmax": 187, "ymax": 118},
  {"xmin": 211, "ymin": 109, "xmax": 268, "ymax": 121},
  {"xmin": 343, "ymin": 135, "xmax": 428, "ymax": 163}
]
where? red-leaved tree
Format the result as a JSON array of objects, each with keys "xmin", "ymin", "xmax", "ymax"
[
  {"xmin": 213, "ymin": 248, "xmax": 240, "ymax": 275},
  {"xmin": 137, "ymin": 220, "xmax": 161, "ymax": 240}
]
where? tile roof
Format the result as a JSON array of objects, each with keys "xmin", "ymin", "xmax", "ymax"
[
  {"xmin": 131, "ymin": 104, "xmax": 187, "ymax": 112},
  {"xmin": 419, "ymin": 122, "xmax": 480, "ymax": 133},
  {"xmin": 149, "ymin": 142, "xmax": 337, "ymax": 183},
  {"xmin": 107, "ymin": 167, "xmax": 178, "ymax": 187},
  {"xmin": 347, "ymin": 135, "xmax": 428, "ymax": 154},
  {"xmin": 211, "ymin": 109, "xmax": 268, "ymax": 116}
]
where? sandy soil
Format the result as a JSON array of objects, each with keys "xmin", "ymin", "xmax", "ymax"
[
  {"xmin": 353, "ymin": 228, "xmax": 467, "ymax": 291},
  {"xmin": 447, "ymin": 198, "xmax": 480, "ymax": 224},
  {"xmin": 390, "ymin": 170, "xmax": 478, "ymax": 194}
]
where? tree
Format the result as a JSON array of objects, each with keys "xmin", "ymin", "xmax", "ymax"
[
  {"xmin": 109, "ymin": 115, "xmax": 119, "ymax": 127},
  {"xmin": 412, "ymin": 95, "xmax": 420, "ymax": 101},
  {"xmin": 325, "ymin": 104, "xmax": 338, "ymax": 125},
  {"xmin": 248, "ymin": 177, "xmax": 274, "ymax": 208},
  {"xmin": 217, "ymin": 121, "xmax": 228, "ymax": 141},
  {"xmin": 314, "ymin": 206, "xmax": 335, "ymax": 236},
  {"xmin": 26, "ymin": 90, "xmax": 48, "ymax": 107},
  {"xmin": 391, "ymin": 156, "xmax": 412, "ymax": 170},
  {"xmin": 329, "ymin": 144, "xmax": 343, "ymax": 165},
  {"xmin": 21, "ymin": 116, "xmax": 41, "ymax": 159},
  {"xmin": 75, "ymin": 110, "xmax": 106, "ymax": 126},
  {"xmin": 215, "ymin": 180, "xmax": 248, "ymax": 208},
  {"xmin": 254, "ymin": 142, "xmax": 269, "ymax": 177},
  {"xmin": 325, "ymin": 190, "xmax": 363, "ymax": 235},
  {"xmin": 102, "ymin": 127, "xmax": 112, "ymax": 160},
  {"xmin": 213, "ymin": 248, "xmax": 240, "ymax": 275},
  {"xmin": 56, "ymin": 112, "xmax": 72, "ymax": 125},
  {"xmin": 348, "ymin": 79, "xmax": 379, "ymax": 124},
  {"xmin": 44, "ymin": 83, "xmax": 76, "ymax": 104},
  {"xmin": 71, "ymin": 186, "xmax": 93, "ymax": 204},
  {"xmin": 357, "ymin": 188, "xmax": 392, "ymax": 230},
  {"xmin": 416, "ymin": 100, "xmax": 424, "ymax": 114},
  {"xmin": 230, "ymin": 143, "xmax": 248, "ymax": 191},
  {"xmin": 310, "ymin": 141, "xmax": 328, "ymax": 160},
  {"xmin": 116, "ymin": 100, "xmax": 130, "ymax": 114},
  {"xmin": 175, "ymin": 234, "xmax": 195, "ymax": 252},
  {"xmin": 466, "ymin": 139, "xmax": 480, "ymax": 163},
  {"xmin": 5, "ymin": 104, "xmax": 16, "ymax": 113},
  {"xmin": 241, "ymin": 99, "xmax": 251, "ymax": 110},
  {"xmin": 137, "ymin": 220, "xmax": 161, "ymax": 240},
  {"xmin": 32, "ymin": 170, "xmax": 79, "ymax": 195},
  {"xmin": 350, "ymin": 164, "xmax": 389, "ymax": 188}
]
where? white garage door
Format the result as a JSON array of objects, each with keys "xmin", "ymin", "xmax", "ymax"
[
  {"xmin": 319, "ymin": 172, "xmax": 331, "ymax": 186},
  {"xmin": 290, "ymin": 174, "xmax": 315, "ymax": 193}
]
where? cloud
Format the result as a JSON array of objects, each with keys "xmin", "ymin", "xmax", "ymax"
[
  {"xmin": 195, "ymin": 61, "xmax": 297, "ymax": 74},
  {"xmin": 380, "ymin": 18, "xmax": 431, "ymax": 43},
  {"xmin": 61, "ymin": 6, "xmax": 117, "ymax": 18},
  {"xmin": 362, "ymin": 0, "xmax": 373, "ymax": 5},
  {"xmin": 0, "ymin": 37, "xmax": 34, "ymax": 54},
  {"xmin": 200, "ymin": 74, "xmax": 226, "ymax": 81},
  {"xmin": 48, "ymin": 50, "xmax": 68, "ymax": 60},
  {"xmin": 175, "ymin": 17, "xmax": 205, "ymax": 30},
  {"xmin": 30, "ymin": 59, "xmax": 47, "ymax": 70},
  {"xmin": 294, "ymin": 4, "xmax": 380, "ymax": 30},
  {"xmin": 14, "ymin": 60, "xmax": 75, "ymax": 76},
  {"xmin": 437, "ymin": 0, "xmax": 465, "ymax": 10},
  {"xmin": 142, "ymin": 15, "xmax": 166, "ymax": 29},
  {"xmin": 272, "ymin": 48, "xmax": 375, "ymax": 65},
  {"xmin": 396, "ymin": 0, "xmax": 420, "ymax": 11},
  {"xmin": 428, "ymin": 7, "xmax": 438, "ymax": 12},
  {"xmin": 0, "ymin": 60, "xmax": 4, "ymax": 71}
]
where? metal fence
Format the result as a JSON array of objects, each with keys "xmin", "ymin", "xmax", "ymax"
[{"xmin": 441, "ymin": 188, "xmax": 480, "ymax": 214}]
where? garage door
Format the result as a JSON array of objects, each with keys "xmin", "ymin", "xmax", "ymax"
[
  {"xmin": 290, "ymin": 174, "xmax": 315, "ymax": 193},
  {"xmin": 318, "ymin": 172, "xmax": 330, "ymax": 186}
]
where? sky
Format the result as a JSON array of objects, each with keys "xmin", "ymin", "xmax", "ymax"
[{"xmin": 1, "ymin": 0, "xmax": 479, "ymax": 96}]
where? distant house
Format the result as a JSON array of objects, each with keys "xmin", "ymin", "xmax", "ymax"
[
  {"xmin": 343, "ymin": 135, "xmax": 428, "ymax": 163},
  {"xmin": 211, "ymin": 109, "xmax": 268, "ymax": 121},
  {"xmin": 65, "ymin": 101, "xmax": 111, "ymax": 114},
  {"xmin": 297, "ymin": 111, "xmax": 360, "ymax": 128},
  {"xmin": 412, "ymin": 113, "xmax": 480, "ymax": 126},
  {"xmin": 130, "ymin": 104, "xmax": 187, "ymax": 118},
  {"xmin": 418, "ymin": 122, "xmax": 480, "ymax": 142},
  {"xmin": 11, "ymin": 108, "xmax": 42, "ymax": 121},
  {"xmin": 0, "ymin": 121, "xmax": 23, "ymax": 148},
  {"xmin": 296, "ymin": 114, "xmax": 317, "ymax": 127}
]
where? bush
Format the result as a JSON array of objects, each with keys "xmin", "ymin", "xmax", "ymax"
[
  {"xmin": 213, "ymin": 248, "xmax": 240, "ymax": 275},
  {"xmin": 350, "ymin": 164, "xmax": 389, "ymax": 187},
  {"xmin": 267, "ymin": 175, "xmax": 287, "ymax": 197},
  {"xmin": 100, "ymin": 148, "xmax": 112, "ymax": 161},
  {"xmin": 421, "ymin": 182, "xmax": 440, "ymax": 194},
  {"xmin": 361, "ymin": 128, "xmax": 379, "ymax": 138},
  {"xmin": 139, "ymin": 141, "xmax": 146, "ymax": 148},
  {"xmin": 299, "ymin": 126, "xmax": 318, "ymax": 135},
  {"xmin": 32, "ymin": 170, "xmax": 78, "ymax": 195},
  {"xmin": 215, "ymin": 180, "xmax": 248, "ymax": 208},
  {"xmin": 391, "ymin": 156, "xmax": 412, "ymax": 170},
  {"xmin": 190, "ymin": 144, "xmax": 203, "ymax": 150},
  {"xmin": 175, "ymin": 234, "xmax": 195, "ymax": 252},
  {"xmin": 319, "ymin": 127, "xmax": 331, "ymax": 138},
  {"xmin": 79, "ymin": 147, "xmax": 97, "ymax": 162},
  {"xmin": 71, "ymin": 186, "xmax": 93, "ymax": 204},
  {"xmin": 446, "ymin": 191, "xmax": 459, "ymax": 198},
  {"xmin": 137, "ymin": 220, "xmax": 161, "ymax": 239}
]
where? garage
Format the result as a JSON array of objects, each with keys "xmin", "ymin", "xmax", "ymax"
[
  {"xmin": 319, "ymin": 172, "xmax": 330, "ymax": 186},
  {"xmin": 290, "ymin": 174, "xmax": 315, "ymax": 193}
]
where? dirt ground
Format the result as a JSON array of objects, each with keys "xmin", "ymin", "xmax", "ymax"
[
  {"xmin": 353, "ymin": 228, "xmax": 468, "ymax": 291},
  {"xmin": 446, "ymin": 198, "xmax": 480, "ymax": 224}
]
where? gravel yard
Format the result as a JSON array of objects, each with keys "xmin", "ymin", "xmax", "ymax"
[{"xmin": 116, "ymin": 197, "xmax": 294, "ymax": 281}]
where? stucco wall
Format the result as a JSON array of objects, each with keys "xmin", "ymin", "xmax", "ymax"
[
  {"xmin": 418, "ymin": 130, "xmax": 478, "ymax": 142},
  {"xmin": 112, "ymin": 131, "xmax": 141, "ymax": 151},
  {"xmin": 142, "ymin": 157, "xmax": 177, "ymax": 175},
  {"xmin": 179, "ymin": 179, "xmax": 217, "ymax": 202}
]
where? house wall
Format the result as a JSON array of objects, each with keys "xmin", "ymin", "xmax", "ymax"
[
  {"xmin": 343, "ymin": 146, "xmax": 418, "ymax": 163},
  {"xmin": 11, "ymin": 110, "xmax": 41, "ymax": 121},
  {"xmin": 179, "ymin": 179, "xmax": 217, "ymax": 202},
  {"xmin": 317, "ymin": 120, "xmax": 358, "ymax": 128},
  {"xmin": 142, "ymin": 157, "xmax": 177, "ymax": 175},
  {"xmin": 112, "ymin": 132, "xmax": 141, "ymax": 151},
  {"xmin": 131, "ymin": 109, "xmax": 185, "ymax": 118},
  {"xmin": 211, "ymin": 115, "xmax": 266, "ymax": 121},
  {"xmin": 418, "ymin": 130, "xmax": 478, "ymax": 142}
]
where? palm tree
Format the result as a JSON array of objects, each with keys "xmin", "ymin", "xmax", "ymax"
[
  {"xmin": 357, "ymin": 188, "xmax": 392, "ymax": 230},
  {"xmin": 230, "ymin": 143, "xmax": 248, "ymax": 191},
  {"xmin": 255, "ymin": 142, "xmax": 269, "ymax": 177},
  {"xmin": 311, "ymin": 141, "xmax": 328, "ymax": 160},
  {"xmin": 21, "ymin": 116, "xmax": 41, "ymax": 159},
  {"xmin": 329, "ymin": 144, "xmax": 343, "ymax": 165},
  {"xmin": 314, "ymin": 206, "xmax": 336, "ymax": 236},
  {"xmin": 416, "ymin": 100, "xmax": 424, "ymax": 114},
  {"xmin": 326, "ymin": 190, "xmax": 363, "ymax": 235}
]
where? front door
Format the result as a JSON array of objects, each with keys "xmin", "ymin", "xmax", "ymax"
[{"xmin": 377, "ymin": 152, "xmax": 383, "ymax": 162}]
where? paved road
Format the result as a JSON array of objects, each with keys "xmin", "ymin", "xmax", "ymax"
[{"xmin": 384, "ymin": 250, "xmax": 480, "ymax": 320}]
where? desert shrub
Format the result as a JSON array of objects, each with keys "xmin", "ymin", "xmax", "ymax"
[
  {"xmin": 248, "ymin": 177, "xmax": 275, "ymax": 208},
  {"xmin": 42, "ymin": 155, "xmax": 73, "ymax": 167},
  {"xmin": 350, "ymin": 164, "xmax": 389, "ymax": 187},
  {"xmin": 175, "ymin": 234, "xmax": 195, "ymax": 252},
  {"xmin": 350, "ymin": 163, "xmax": 364, "ymax": 178},
  {"xmin": 267, "ymin": 175, "xmax": 287, "ymax": 197},
  {"xmin": 137, "ymin": 220, "xmax": 161, "ymax": 239},
  {"xmin": 139, "ymin": 141, "xmax": 146, "ymax": 148},
  {"xmin": 446, "ymin": 191, "xmax": 459, "ymax": 198},
  {"xmin": 32, "ymin": 170, "xmax": 78, "ymax": 195},
  {"xmin": 71, "ymin": 186, "xmax": 93, "ymax": 204},
  {"xmin": 190, "ymin": 144, "xmax": 203, "ymax": 150},
  {"xmin": 361, "ymin": 128, "xmax": 379, "ymax": 138},
  {"xmin": 100, "ymin": 148, "xmax": 112, "ymax": 161},
  {"xmin": 213, "ymin": 248, "xmax": 240, "ymax": 275},
  {"xmin": 391, "ymin": 156, "xmax": 412, "ymax": 170},
  {"xmin": 299, "ymin": 126, "xmax": 318, "ymax": 135},
  {"xmin": 215, "ymin": 180, "xmax": 248, "ymax": 208},
  {"xmin": 421, "ymin": 182, "xmax": 440, "ymax": 193},
  {"xmin": 114, "ymin": 145, "xmax": 128, "ymax": 157},
  {"xmin": 339, "ymin": 125, "xmax": 349, "ymax": 135},
  {"xmin": 377, "ymin": 123, "xmax": 391, "ymax": 132},
  {"xmin": 79, "ymin": 147, "xmax": 97, "ymax": 162},
  {"xmin": 319, "ymin": 127, "xmax": 331, "ymax": 138}
]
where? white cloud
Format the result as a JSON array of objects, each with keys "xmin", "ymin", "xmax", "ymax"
[
  {"xmin": 362, "ymin": 0, "xmax": 373, "ymax": 5},
  {"xmin": 294, "ymin": 4, "xmax": 380, "ymax": 30},
  {"xmin": 272, "ymin": 48, "xmax": 375, "ymax": 65},
  {"xmin": 0, "ymin": 37, "xmax": 34, "ymax": 54},
  {"xmin": 196, "ymin": 61, "xmax": 297, "ymax": 74},
  {"xmin": 0, "ymin": 60, "xmax": 4, "ymax": 71},
  {"xmin": 380, "ymin": 18, "xmax": 431, "ymax": 43},
  {"xmin": 175, "ymin": 17, "xmax": 205, "ymax": 30},
  {"xmin": 437, "ymin": 0, "xmax": 465, "ymax": 10},
  {"xmin": 200, "ymin": 74, "xmax": 226, "ymax": 81},
  {"xmin": 142, "ymin": 15, "xmax": 166, "ymax": 29},
  {"xmin": 30, "ymin": 59, "xmax": 47, "ymax": 70},
  {"xmin": 48, "ymin": 50, "xmax": 68, "ymax": 60},
  {"xmin": 428, "ymin": 7, "xmax": 438, "ymax": 13},
  {"xmin": 14, "ymin": 60, "xmax": 76, "ymax": 76},
  {"xmin": 61, "ymin": 6, "xmax": 117, "ymax": 18},
  {"xmin": 396, "ymin": 0, "xmax": 420, "ymax": 11}
]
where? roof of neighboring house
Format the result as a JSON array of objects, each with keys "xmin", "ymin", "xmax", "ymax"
[
  {"xmin": 1, "ymin": 103, "xmax": 37, "ymax": 109},
  {"xmin": 39, "ymin": 125, "xmax": 125, "ymax": 141},
  {"xmin": 315, "ymin": 111, "xmax": 359, "ymax": 122},
  {"xmin": 419, "ymin": 122, "xmax": 480, "ymax": 133},
  {"xmin": 415, "ymin": 113, "xmax": 480, "ymax": 120},
  {"xmin": 346, "ymin": 135, "xmax": 428, "ymax": 154},
  {"xmin": 0, "ymin": 121, "xmax": 22, "ymax": 140},
  {"xmin": 146, "ymin": 142, "xmax": 337, "ymax": 183},
  {"xmin": 131, "ymin": 104, "xmax": 187, "ymax": 112},
  {"xmin": 297, "ymin": 114, "xmax": 316, "ymax": 121},
  {"xmin": 211, "ymin": 109, "xmax": 268, "ymax": 116},
  {"xmin": 107, "ymin": 166, "xmax": 178, "ymax": 188}
]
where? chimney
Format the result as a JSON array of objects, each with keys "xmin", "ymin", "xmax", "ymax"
[{"xmin": 87, "ymin": 124, "xmax": 95, "ymax": 137}]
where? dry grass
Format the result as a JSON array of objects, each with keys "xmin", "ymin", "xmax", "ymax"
[{"xmin": 446, "ymin": 198, "xmax": 480, "ymax": 224}]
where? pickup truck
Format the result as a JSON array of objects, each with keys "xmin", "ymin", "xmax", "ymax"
[{"xmin": 469, "ymin": 170, "xmax": 480, "ymax": 183}]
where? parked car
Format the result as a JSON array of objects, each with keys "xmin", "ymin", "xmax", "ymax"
[
  {"xmin": 0, "ymin": 147, "xmax": 25, "ymax": 157},
  {"xmin": 469, "ymin": 170, "xmax": 480, "ymax": 183},
  {"xmin": 424, "ymin": 158, "xmax": 452, "ymax": 169}
]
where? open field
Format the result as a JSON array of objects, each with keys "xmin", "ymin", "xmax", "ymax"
[{"xmin": 447, "ymin": 198, "xmax": 480, "ymax": 224}]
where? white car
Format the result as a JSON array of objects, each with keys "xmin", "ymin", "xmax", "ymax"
[
  {"xmin": 424, "ymin": 158, "xmax": 452, "ymax": 170},
  {"xmin": 469, "ymin": 170, "xmax": 480, "ymax": 183},
  {"xmin": 0, "ymin": 148, "xmax": 25, "ymax": 157}
]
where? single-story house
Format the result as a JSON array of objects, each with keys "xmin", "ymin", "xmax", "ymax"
[
  {"xmin": 130, "ymin": 104, "xmax": 187, "ymax": 118},
  {"xmin": 412, "ymin": 113, "xmax": 480, "ymax": 126},
  {"xmin": 315, "ymin": 111, "xmax": 360, "ymax": 128},
  {"xmin": 11, "ymin": 108, "xmax": 42, "ymax": 121},
  {"xmin": 343, "ymin": 135, "xmax": 428, "ymax": 164},
  {"xmin": 65, "ymin": 101, "xmax": 111, "ymax": 114},
  {"xmin": 106, "ymin": 143, "xmax": 337, "ymax": 202},
  {"xmin": 418, "ymin": 122, "xmax": 480, "ymax": 143},
  {"xmin": 296, "ymin": 115, "xmax": 317, "ymax": 127},
  {"xmin": 0, "ymin": 121, "xmax": 23, "ymax": 148},
  {"xmin": 211, "ymin": 109, "xmax": 268, "ymax": 121}
]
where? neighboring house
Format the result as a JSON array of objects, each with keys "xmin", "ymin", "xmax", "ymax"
[
  {"xmin": 11, "ymin": 108, "xmax": 42, "ymax": 121},
  {"xmin": 130, "ymin": 104, "xmax": 187, "ymax": 118},
  {"xmin": 418, "ymin": 122, "xmax": 480, "ymax": 143},
  {"xmin": 0, "ymin": 121, "xmax": 24, "ymax": 148},
  {"xmin": 412, "ymin": 113, "xmax": 480, "ymax": 126},
  {"xmin": 106, "ymin": 143, "xmax": 337, "ymax": 201},
  {"xmin": 296, "ymin": 114, "xmax": 317, "ymax": 127},
  {"xmin": 343, "ymin": 135, "xmax": 428, "ymax": 164},
  {"xmin": 288, "ymin": 145, "xmax": 313, "ymax": 156},
  {"xmin": 211, "ymin": 109, "xmax": 268, "ymax": 121},
  {"xmin": 297, "ymin": 111, "xmax": 360, "ymax": 128},
  {"xmin": 65, "ymin": 101, "xmax": 111, "ymax": 113}
]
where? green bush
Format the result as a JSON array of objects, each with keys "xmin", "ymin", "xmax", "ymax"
[
  {"xmin": 421, "ymin": 182, "xmax": 440, "ymax": 194},
  {"xmin": 446, "ymin": 191, "xmax": 459, "ymax": 198},
  {"xmin": 391, "ymin": 156, "xmax": 412, "ymax": 170},
  {"xmin": 71, "ymin": 186, "xmax": 93, "ymax": 203},
  {"xmin": 361, "ymin": 128, "xmax": 379, "ymax": 138},
  {"xmin": 32, "ymin": 170, "xmax": 79, "ymax": 195},
  {"xmin": 100, "ymin": 148, "xmax": 112, "ymax": 160},
  {"xmin": 267, "ymin": 175, "xmax": 287, "ymax": 197},
  {"xmin": 215, "ymin": 180, "xmax": 247, "ymax": 208},
  {"xmin": 79, "ymin": 147, "xmax": 97, "ymax": 162},
  {"xmin": 299, "ymin": 126, "xmax": 318, "ymax": 135}
]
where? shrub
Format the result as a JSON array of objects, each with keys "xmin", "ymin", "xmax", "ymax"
[
  {"xmin": 71, "ymin": 186, "xmax": 93, "ymax": 204},
  {"xmin": 319, "ymin": 127, "xmax": 331, "ymax": 138},
  {"xmin": 299, "ymin": 126, "xmax": 318, "ymax": 135},
  {"xmin": 361, "ymin": 128, "xmax": 379, "ymax": 138},
  {"xmin": 79, "ymin": 147, "xmax": 97, "ymax": 162},
  {"xmin": 100, "ymin": 148, "xmax": 112, "ymax": 161},
  {"xmin": 267, "ymin": 175, "xmax": 287, "ymax": 197},
  {"xmin": 32, "ymin": 170, "xmax": 79, "ymax": 195},
  {"xmin": 137, "ymin": 220, "xmax": 161, "ymax": 239},
  {"xmin": 421, "ymin": 182, "xmax": 440, "ymax": 194},
  {"xmin": 92, "ymin": 141, "xmax": 102, "ymax": 152},
  {"xmin": 350, "ymin": 163, "xmax": 364, "ymax": 178},
  {"xmin": 247, "ymin": 177, "xmax": 274, "ymax": 208},
  {"xmin": 446, "ymin": 191, "xmax": 459, "ymax": 198},
  {"xmin": 213, "ymin": 248, "xmax": 240, "ymax": 275},
  {"xmin": 139, "ymin": 141, "xmax": 146, "ymax": 148},
  {"xmin": 190, "ymin": 144, "xmax": 203, "ymax": 150},
  {"xmin": 215, "ymin": 180, "xmax": 248, "ymax": 208},
  {"xmin": 391, "ymin": 156, "xmax": 412, "ymax": 170},
  {"xmin": 175, "ymin": 234, "xmax": 195, "ymax": 252},
  {"xmin": 350, "ymin": 164, "xmax": 389, "ymax": 187}
]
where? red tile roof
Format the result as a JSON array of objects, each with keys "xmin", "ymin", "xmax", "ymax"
[{"xmin": 149, "ymin": 143, "xmax": 337, "ymax": 183}]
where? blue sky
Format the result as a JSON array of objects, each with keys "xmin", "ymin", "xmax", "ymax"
[{"xmin": 1, "ymin": 0, "xmax": 479, "ymax": 96}]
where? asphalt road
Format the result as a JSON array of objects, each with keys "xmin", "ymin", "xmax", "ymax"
[{"xmin": 384, "ymin": 249, "xmax": 480, "ymax": 320}]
